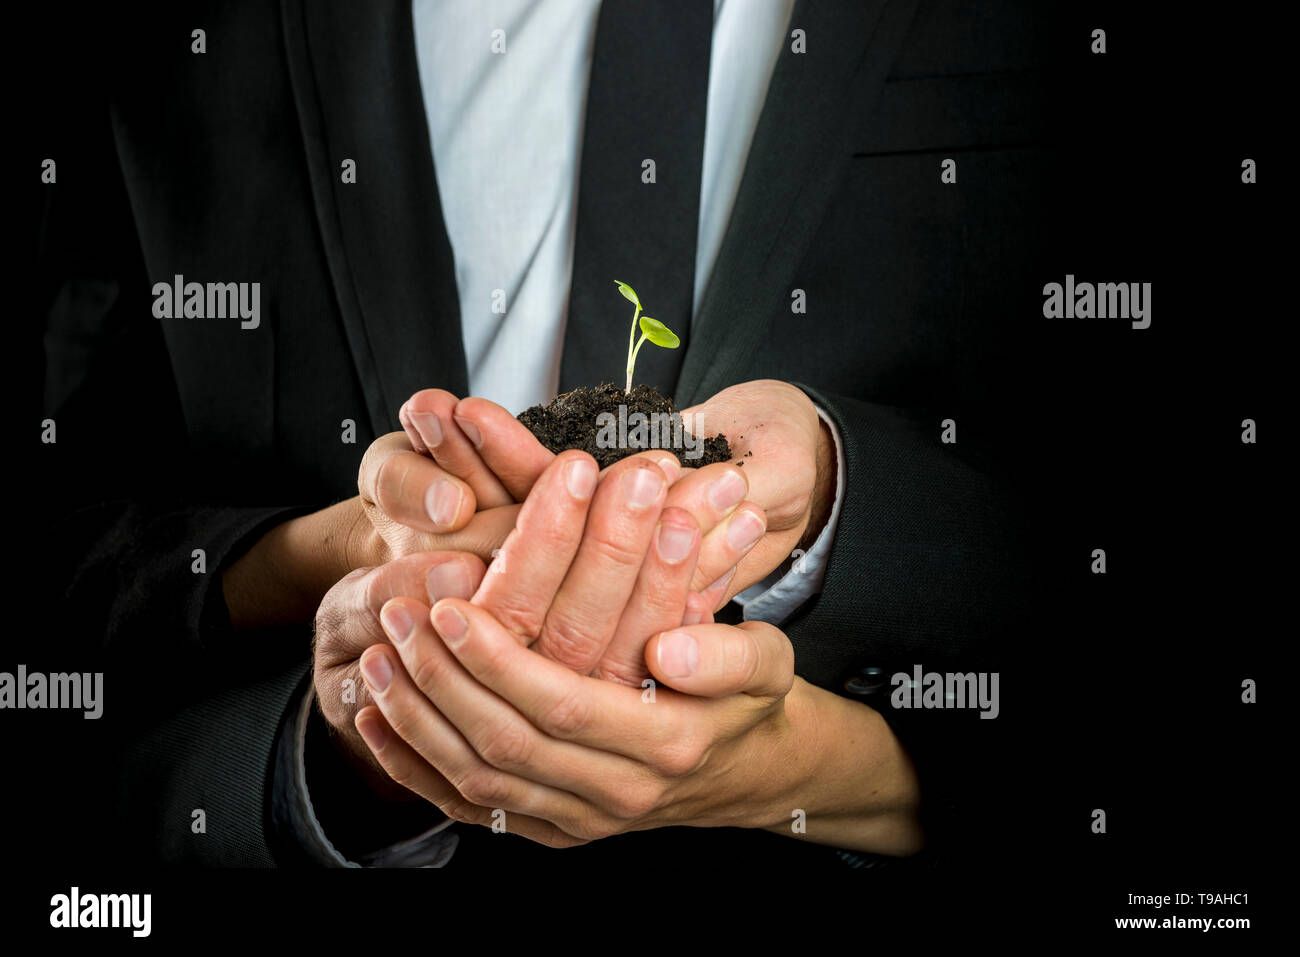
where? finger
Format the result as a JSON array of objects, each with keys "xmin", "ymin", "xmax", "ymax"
[
  {"xmin": 662, "ymin": 461, "xmax": 748, "ymax": 528},
  {"xmin": 594, "ymin": 506, "xmax": 701, "ymax": 686},
  {"xmin": 697, "ymin": 565, "xmax": 736, "ymax": 614},
  {"xmin": 398, "ymin": 401, "xmax": 428, "ymax": 454},
  {"xmin": 358, "ymin": 641, "xmax": 598, "ymax": 839},
  {"xmin": 535, "ymin": 457, "xmax": 669, "ymax": 674},
  {"xmin": 406, "ymin": 389, "xmax": 514, "ymax": 509},
  {"xmin": 314, "ymin": 551, "xmax": 486, "ymax": 672},
  {"xmin": 431, "ymin": 599, "xmax": 682, "ymax": 760},
  {"xmin": 690, "ymin": 502, "xmax": 766, "ymax": 594},
  {"xmin": 653, "ymin": 461, "xmax": 760, "ymax": 592},
  {"xmin": 358, "ymin": 432, "xmax": 478, "ymax": 533},
  {"xmin": 421, "ymin": 503, "xmax": 521, "ymax": 566},
  {"xmin": 313, "ymin": 551, "xmax": 485, "ymax": 793},
  {"xmin": 681, "ymin": 591, "xmax": 715, "ymax": 626},
  {"xmin": 644, "ymin": 621, "xmax": 795, "ymax": 699},
  {"xmin": 354, "ymin": 707, "xmax": 585, "ymax": 848},
  {"xmin": 607, "ymin": 449, "xmax": 683, "ymax": 488},
  {"xmin": 470, "ymin": 451, "xmax": 598, "ymax": 639},
  {"xmin": 454, "ymin": 396, "xmax": 556, "ymax": 501},
  {"xmin": 381, "ymin": 597, "xmax": 643, "ymax": 801}
]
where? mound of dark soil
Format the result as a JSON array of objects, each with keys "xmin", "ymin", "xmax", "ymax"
[{"xmin": 517, "ymin": 382, "xmax": 731, "ymax": 469}]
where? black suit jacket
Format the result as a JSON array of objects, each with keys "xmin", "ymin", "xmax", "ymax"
[{"xmin": 35, "ymin": 0, "xmax": 1053, "ymax": 870}]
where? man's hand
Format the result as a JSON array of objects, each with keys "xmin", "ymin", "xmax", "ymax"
[
  {"xmin": 398, "ymin": 388, "xmax": 554, "ymax": 505},
  {"xmin": 678, "ymin": 379, "xmax": 836, "ymax": 588},
  {"xmin": 354, "ymin": 600, "xmax": 923, "ymax": 854},
  {"xmin": 312, "ymin": 550, "xmax": 486, "ymax": 798},
  {"xmin": 311, "ymin": 439, "xmax": 765, "ymax": 785},
  {"xmin": 468, "ymin": 449, "xmax": 766, "ymax": 684},
  {"xmin": 222, "ymin": 423, "xmax": 520, "ymax": 630}
]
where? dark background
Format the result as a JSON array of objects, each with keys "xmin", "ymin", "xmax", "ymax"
[{"xmin": 8, "ymin": 1, "xmax": 1279, "ymax": 937}]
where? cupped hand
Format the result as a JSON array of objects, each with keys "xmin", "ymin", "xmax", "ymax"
[
  {"xmin": 356, "ymin": 598, "xmax": 802, "ymax": 845},
  {"xmin": 678, "ymin": 379, "xmax": 835, "ymax": 598}
]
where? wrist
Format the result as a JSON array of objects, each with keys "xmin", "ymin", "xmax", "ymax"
[
  {"xmin": 761, "ymin": 679, "xmax": 924, "ymax": 855},
  {"xmin": 223, "ymin": 498, "xmax": 367, "ymax": 629}
]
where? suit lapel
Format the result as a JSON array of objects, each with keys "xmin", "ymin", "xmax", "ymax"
[
  {"xmin": 281, "ymin": 0, "xmax": 467, "ymax": 437},
  {"xmin": 677, "ymin": 0, "xmax": 922, "ymax": 406}
]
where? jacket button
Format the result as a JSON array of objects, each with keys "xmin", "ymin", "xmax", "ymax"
[{"xmin": 844, "ymin": 666, "xmax": 886, "ymax": 696}]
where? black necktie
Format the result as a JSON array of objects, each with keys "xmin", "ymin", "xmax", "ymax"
[{"xmin": 561, "ymin": 0, "xmax": 713, "ymax": 399}]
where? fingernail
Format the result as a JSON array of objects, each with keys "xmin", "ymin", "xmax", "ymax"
[
  {"xmin": 454, "ymin": 415, "xmax": 483, "ymax": 448},
  {"xmin": 426, "ymin": 479, "xmax": 462, "ymax": 527},
  {"xmin": 726, "ymin": 509, "xmax": 765, "ymax": 552},
  {"xmin": 682, "ymin": 605, "xmax": 704, "ymax": 626},
  {"xmin": 707, "ymin": 470, "xmax": 747, "ymax": 512},
  {"xmin": 427, "ymin": 559, "xmax": 471, "ymax": 600},
  {"xmin": 565, "ymin": 457, "xmax": 598, "ymax": 500},
  {"xmin": 654, "ymin": 455, "xmax": 681, "ymax": 484},
  {"xmin": 707, "ymin": 565, "xmax": 737, "ymax": 596},
  {"xmin": 656, "ymin": 522, "xmax": 696, "ymax": 564},
  {"xmin": 361, "ymin": 653, "xmax": 393, "ymax": 693},
  {"xmin": 657, "ymin": 631, "xmax": 698, "ymax": 678},
  {"xmin": 409, "ymin": 411, "xmax": 443, "ymax": 448},
  {"xmin": 433, "ymin": 603, "xmax": 469, "ymax": 646},
  {"xmin": 622, "ymin": 467, "xmax": 665, "ymax": 509},
  {"xmin": 380, "ymin": 603, "xmax": 415, "ymax": 644},
  {"xmin": 356, "ymin": 715, "xmax": 387, "ymax": 752}
]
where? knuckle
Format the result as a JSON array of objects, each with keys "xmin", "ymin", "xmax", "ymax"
[
  {"xmin": 571, "ymin": 810, "xmax": 619, "ymax": 843},
  {"xmin": 476, "ymin": 719, "xmax": 534, "ymax": 771},
  {"xmin": 539, "ymin": 615, "xmax": 605, "ymax": 673},
  {"xmin": 385, "ymin": 761, "xmax": 420, "ymax": 794},
  {"xmin": 407, "ymin": 649, "xmax": 449, "ymax": 698},
  {"xmin": 313, "ymin": 601, "xmax": 347, "ymax": 651},
  {"xmin": 315, "ymin": 569, "xmax": 372, "ymax": 640},
  {"xmin": 458, "ymin": 769, "xmax": 512, "ymax": 808},
  {"xmin": 537, "ymin": 686, "xmax": 592, "ymax": 739},
  {"xmin": 637, "ymin": 585, "xmax": 686, "ymax": 624},
  {"xmin": 476, "ymin": 638, "xmax": 516, "ymax": 685},
  {"xmin": 485, "ymin": 592, "xmax": 545, "ymax": 640},
  {"xmin": 441, "ymin": 798, "xmax": 487, "ymax": 826},
  {"xmin": 382, "ymin": 701, "xmax": 421, "ymax": 746},
  {"xmin": 606, "ymin": 782, "xmax": 660, "ymax": 821},
  {"xmin": 595, "ymin": 659, "xmax": 647, "ymax": 688},
  {"xmin": 585, "ymin": 532, "xmax": 649, "ymax": 572},
  {"xmin": 654, "ymin": 733, "xmax": 707, "ymax": 778}
]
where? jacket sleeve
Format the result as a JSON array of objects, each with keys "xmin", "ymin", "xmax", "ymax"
[{"xmin": 786, "ymin": 384, "xmax": 1029, "ymax": 857}]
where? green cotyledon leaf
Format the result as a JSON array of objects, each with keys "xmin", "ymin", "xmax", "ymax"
[
  {"xmin": 614, "ymin": 280, "xmax": 641, "ymax": 308},
  {"xmin": 638, "ymin": 316, "xmax": 680, "ymax": 349}
]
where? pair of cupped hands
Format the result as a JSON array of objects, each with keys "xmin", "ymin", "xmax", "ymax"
[{"xmin": 315, "ymin": 379, "xmax": 831, "ymax": 846}]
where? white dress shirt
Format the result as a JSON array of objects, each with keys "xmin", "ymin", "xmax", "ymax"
[{"xmin": 411, "ymin": 0, "xmax": 796, "ymax": 413}]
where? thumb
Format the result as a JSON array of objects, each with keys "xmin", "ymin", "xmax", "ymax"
[{"xmin": 644, "ymin": 621, "xmax": 793, "ymax": 698}]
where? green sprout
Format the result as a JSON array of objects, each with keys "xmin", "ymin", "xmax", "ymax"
[{"xmin": 614, "ymin": 280, "xmax": 680, "ymax": 394}]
